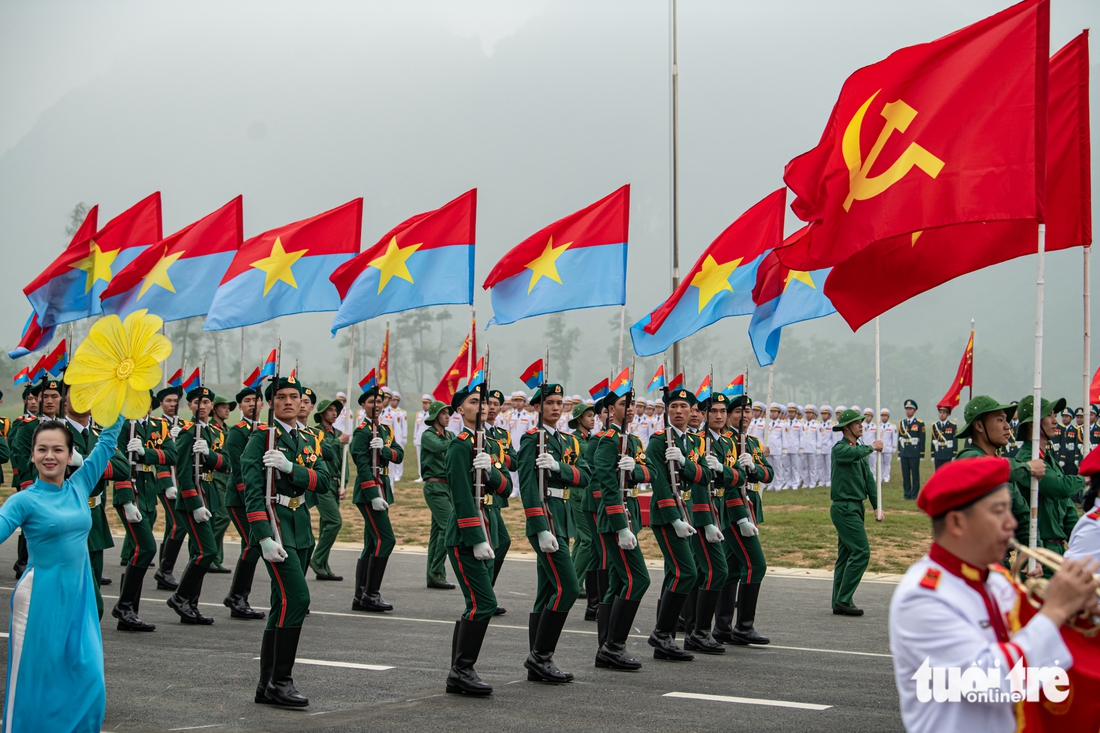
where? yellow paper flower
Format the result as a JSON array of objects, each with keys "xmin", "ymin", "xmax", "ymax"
[{"xmin": 64, "ymin": 309, "xmax": 172, "ymax": 426}]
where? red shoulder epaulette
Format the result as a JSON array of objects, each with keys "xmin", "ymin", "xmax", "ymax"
[
  {"xmin": 357, "ymin": 421, "xmax": 368, "ymax": 430},
  {"xmin": 918, "ymin": 567, "xmax": 941, "ymax": 591},
  {"xmin": 653, "ymin": 429, "xmax": 665, "ymax": 436},
  {"xmin": 255, "ymin": 423, "xmax": 269, "ymax": 431},
  {"xmin": 1088, "ymin": 509, "xmax": 1100, "ymax": 521},
  {"xmin": 457, "ymin": 430, "xmax": 471, "ymax": 441},
  {"xmin": 526, "ymin": 428, "xmax": 538, "ymax": 435},
  {"xmin": 235, "ymin": 420, "xmax": 250, "ymax": 428}
]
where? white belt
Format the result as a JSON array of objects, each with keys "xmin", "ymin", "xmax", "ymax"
[
  {"xmin": 545, "ymin": 488, "xmax": 568, "ymax": 499},
  {"xmin": 88, "ymin": 495, "xmax": 102, "ymax": 509},
  {"xmin": 273, "ymin": 494, "xmax": 302, "ymax": 510}
]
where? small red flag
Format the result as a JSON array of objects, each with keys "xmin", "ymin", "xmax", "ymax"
[
  {"xmin": 1089, "ymin": 366, "xmax": 1100, "ymax": 405},
  {"xmin": 432, "ymin": 333, "xmax": 476, "ymax": 404},
  {"xmin": 378, "ymin": 327, "xmax": 389, "ymax": 387},
  {"xmin": 938, "ymin": 332, "xmax": 974, "ymax": 410}
]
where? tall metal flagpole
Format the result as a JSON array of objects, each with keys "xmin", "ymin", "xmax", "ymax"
[
  {"xmin": 669, "ymin": 0, "xmax": 681, "ymax": 377},
  {"xmin": 874, "ymin": 317, "xmax": 883, "ymax": 516},
  {"xmin": 762, "ymin": 364, "xmax": 775, "ymax": 450},
  {"xmin": 1083, "ymin": 245, "xmax": 1092, "ymax": 458},
  {"xmin": 970, "ymin": 319, "xmax": 975, "ymax": 400},
  {"xmin": 467, "ymin": 306, "xmax": 475, "ymax": 384},
  {"xmin": 1028, "ymin": 224, "xmax": 1047, "ymax": 572},
  {"xmin": 339, "ymin": 324, "xmax": 355, "ymax": 496},
  {"xmin": 616, "ymin": 305, "xmax": 626, "ymax": 372},
  {"xmin": 239, "ymin": 327, "xmax": 245, "ymax": 389}
]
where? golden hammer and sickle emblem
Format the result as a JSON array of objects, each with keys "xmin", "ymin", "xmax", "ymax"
[{"xmin": 842, "ymin": 90, "xmax": 945, "ymax": 211}]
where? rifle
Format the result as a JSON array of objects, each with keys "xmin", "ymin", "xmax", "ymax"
[
  {"xmin": 739, "ymin": 366, "xmax": 756, "ymax": 528},
  {"xmin": 704, "ymin": 364, "xmax": 720, "ymax": 520},
  {"xmin": 616, "ymin": 358, "xmax": 636, "ymax": 526},
  {"xmin": 264, "ymin": 340, "xmax": 282, "ymax": 545},
  {"xmin": 193, "ymin": 359, "xmax": 208, "ymax": 509},
  {"xmin": 370, "ymin": 375, "xmax": 381, "ymax": 488},
  {"xmin": 471, "ymin": 348, "xmax": 491, "ymax": 543},
  {"xmin": 537, "ymin": 347, "xmax": 555, "ymax": 535},
  {"xmin": 662, "ymin": 360, "xmax": 690, "ymax": 524},
  {"xmin": 127, "ymin": 419, "xmax": 139, "ymax": 489}
]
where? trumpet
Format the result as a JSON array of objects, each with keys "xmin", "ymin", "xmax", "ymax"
[{"xmin": 1008, "ymin": 539, "xmax": 1100, "ymax": 636}]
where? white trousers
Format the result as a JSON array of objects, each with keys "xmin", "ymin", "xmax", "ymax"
[
  {"xmin": 818, "ymin": 454, "xmax": 831, "ymax": 485},
  {"xmin": 783, "ymin": 454, "xmax": 800, "ymax": 489}
]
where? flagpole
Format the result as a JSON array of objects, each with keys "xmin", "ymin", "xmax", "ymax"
[
  {"xmin": 874, "ymin": 316, "xmax": 883, "ymax": 517},
  {"xmin": 763, "ymin": 363, "xmax": 774, "ymax": 450},
  {"xmin": 339, "ymin": 324, "xmax": 355, "ymax": 496},
  {"xmin": 668, "ymin": 0, "xmax": 681, "ymax": 378},
  {"xmin": 1028, "ymin": 224, "xmax": 1047, "ymax": 572},
  {"xmin": 616, "ymin": 305, "xmax": 626, "ymax": 372},
  {"xmin": 163, "ymin": 324, "xmax": 168, "ymax": 388},
  {"xmin": 467, "ymin": 306, "xmax": 475, "ymax": 384},
  {"xmin": 1083, "ymin": 245, "xmax": 1091, "ymax": 457},
  {"xmin": 239, "ymin": 327, "xmax": 245, "ymax": 390},
  {"xmin": 969, "ymin": 319, "xmax": 975, "ymax": 400}
]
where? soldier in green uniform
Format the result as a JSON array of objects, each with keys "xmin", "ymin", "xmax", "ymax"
[
  {"xmin": 113, "ymin": 391, "xmax": 176, "ymax": 631},
  {"xmin": 714, "ymin": 394, "xmax": 773, "ymax": 645},
  {"xmin": 518, "ymin": 382, "xmax": 589, "ymax": 683},
  {"xmin": 242, "ymin": 375, "xmax": 331, "ymax": 708},
  {"xmin": 444, "ymin": 385, "xmax": 504, "ymax": 695},
  {"xmin": 155, "ymin": 385, "xmax": 187, "ymax": 590},
  {"xmin": 930, "ymin": 406, "xmax": 958, "ymax": 471},
  {"xmin": 954, "ymin": 395, "xmax": 1046, "ymax": 549},
  {"xmin": 12, "ymin": 380, "xmax": 65, "ymax": 579},
  {"xmin": 484, "ymin": 389, "xmax": 514, "ymax": 615},
  {"xmin": 7, "ymin": 386, "xmax": 37, "ymax": 577},
  {"xmin": 421, "ymin": 400, "xmax": 456, "ymax": 590},
  {"xmin": 0, "ymin": 390, "xmax": 10, "ymax": 487},
  {"xmin": 206, "ymin": 395, "xmax": 235, "ymax": 573},
  {"xmin": 646, "ymin": 388, "xmax": 707, "ymax": 657},
  {"xmin": 350, "ymin": 384, "xmax": 403, "ymax": 612},
  {"xmin": 1005, "ymin": 401, "xmax": 1022, "ymax": 458},
  {"xmin": 168, "ymin": 385, "xmax": 230, "ymax": 625},
  {"xmin": 898, "ymin": 399, "xmax": 925, "ymax": 499},
  {"xmin": 566, "ymin": 401, "xmax": 600, "ymax": 621},
  {"xmin": 830, "ymin": 408, "xmax": 884, "ymax": 616},
  {"xmin": 1014, "ymin": 396, "xmax": 1085, "ymax": 571},
  {"xmin": 295, "ymin": 387, "xmax": 324, "ymax": 575},
  {"xmin": 309, "ymin": 398, "xmax": 345, "ymax": 581},
  {"xmin": 222, "ymin": 386, "xmax": 266, "ymax": 620},
  {"xmin": 583, "ymin": 388, "xmax": 652, "ymax": 667}
]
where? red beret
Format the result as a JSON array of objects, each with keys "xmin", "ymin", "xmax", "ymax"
[
  {"xmin": 916, "ymin": 456, "xmax": 1012, "ymax": 517},
  {"xmin": 1080, "ymin": 448, "xmax": 1100, "ymax": 477}
]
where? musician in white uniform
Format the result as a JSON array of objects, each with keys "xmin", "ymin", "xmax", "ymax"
[{"xmin": 890, "ymin": 457, "xmax": 1099, "ymax": 733}]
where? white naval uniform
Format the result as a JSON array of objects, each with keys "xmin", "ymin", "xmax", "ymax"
[
  {"xmin": 1065, "ymin": 508, "xmax": 1100, "ymax": 563},
  {"xmin": 390, "ymin": 407, "xmax": 407, "ymax": 482},
  {"xmin": 818, "ymin": 421, "xmax": 835, "ymax": 486},
  {"xmin": 748, "ymin": 417, "xmax": 766, "ymax": 443},
  {"xmin": 413, "ymin": 409, "xmax": 429, "ymax": 480},
  {"xmin": 784, "ymin": 419, "xmax": 803, "ymax": 490},
  {"xmin": 800, "ymin": 419, "xmax": 820, "ymax": 488},
  {"xmin": 876, "ymin": 421, "xmax": 896, "ymax": 483},
  {"xmin": 861, "ymin": 421, "xmax": 878, "ymax": 473},
  {"xmin": 767, "ymin": 419, "xmax": 786, "ymax": 490},
  {"xmin": 889, "ymin": 545, "xmax": 1072, "ymax": 733}
]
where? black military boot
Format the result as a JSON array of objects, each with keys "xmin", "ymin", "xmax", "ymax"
[
  {"xmin": 528, "ymin": 611, "xmax": 539, "ymax": 651},
  {"xmin": 351, "ymin": 557, "xmax": 369, "ymax": 611},
  {"xmin": 595, "ymin": 597, "xmax": 642, "ymax": 670},
  {"xmin": 648, "ymin": 590, "xmax": 693, "ymax": 661},
  {"xmin": 446, "ymin": 618, "xmax": 493, "ymax": 696},
  {"xmin": 584, "ymin": 570, "xmax": 599, "ymax": 621},
  {"xmin": 525, "ymin": 609, "xmax": 573, "ymax": 683},
  {"xmin": 224, "ymin": 557, "xmax": 265, "ymax": 619},
  {"xmin": 684, "ymin": 589, "xmax": 725, "ymax": 654},
  {"xmin": 677, "ymin": 588, "xmax": 698, "ymax": 635},
  {"xmin": 596, "ymin": 602, "xmax": 611, "ymax": 649},
  {"xmin": 155, "ymin": 538, "xmax": 183, "ymax": 590},
  {"xmin": 359, "ymin": 556, "xmax": 393, "ymax": 612},
  {"xmin": 729, "ymin": 582, "xmax": 770, "ymax": 645},
  {"xmin": 254, "ymin": 629, "xmax": 276, "ymax": 704},
  {"xmin": 712, "ymin": 582, "xmax": 738, "ymax": 644},
  {"xmin": 166, "ymin": 562, "xmax": 214, "ymax": 624},
  {"xmin": 265, "ymin": 626, "xmax": 309, "ymax": 707},
  {"xmin": 112, "ymin": 565, "xmax": 156, "ymax": 632}
]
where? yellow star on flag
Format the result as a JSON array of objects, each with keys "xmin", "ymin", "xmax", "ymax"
[
  {"xmin": 369, "ymin": 236, "xmax": 422, "ymax": 293},
  {"xmin": 250, "ymin": 237, "xmax": 307, "ymax": 296},
  {"xmin": 783, "ymin": 270, "xmax": 816, "ymax": 292},
  {"xmin": 138, "ymin": 250, "xmax": 184, "ymax": 299},
  {"xmin": 525, "ymin": 237, "xmax": 571, "ymax": 294},
  {"xmin": 69, "ymin": 240, "xmax": 119, "ymax": 293},
  {"xmin": 691, "ymin": 254, "xmax": 742, "ymax": 312}
]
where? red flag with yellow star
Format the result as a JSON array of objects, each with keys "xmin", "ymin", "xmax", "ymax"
[
  {"xmin": 204, "ymin": 199, "xmax": 362, "ymax": 330},
  {"xmin": 483, "ymin": 186, "xmax": 629, "ymax": 327}
]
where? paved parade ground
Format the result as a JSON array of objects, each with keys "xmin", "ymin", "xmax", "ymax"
[{"xmin": 0, "ymin": 540, "xmax": 903, "ymax": 732}]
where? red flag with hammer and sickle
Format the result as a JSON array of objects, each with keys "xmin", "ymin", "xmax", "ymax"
[{"xmin": 780, "ymin": 0, "xmax": 1049, "ymax": 273}]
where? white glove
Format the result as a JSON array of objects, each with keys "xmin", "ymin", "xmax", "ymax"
[
  {"xmin": 535, "ymin": 453, "xmax": 560, "ymax": 473},
  {"xmin": 123, "ymin": 502, "xmax": 142, "ymax": 523},
  {"xmin": 537, "ymin": 530, "xmax": 559, "ymax": 553},
  {"xmin": 370, "ymin": 497, "xmax": 389, "ymax": 512},
  {"xmin": 617, "ymin": 455, "xmax": 636, "ymax": 473},
  {"xmin": 704, "ymin": 524, "xmax": 725, "ymax": 543},
  {"xmin": 672, "ymin": 518, "xmax": 696, "ymax": 538},
  {"xmin": 192, "ymin": 438, "xmax": 210, "ymax": 456},
  {"xmin": 616, "ymin": 528, "xmax": 637, "ymax": 550},
  {"xmin": 192, "ymin": 507, "xmax": 212, "ymax": 523},
  {"xmin": 170, "ymin": 426, "xmax": 181, "ymax": 439},
  {"xmin": 369, "ymin": 437, "xmax": 385, "ymax": 450},
  {"xmin": 737, "ymin": 452, "xmax": 755, "ymax": 469},
  {"xmin": 705, "ymin": 454, "xmax": 722, "ymax": 472},
  {"xmin": 737, "ymin": 518, "xmax": 759, "ymax": 537},
  {"xmin": 260, "ymin": 537, "xmax": 288, "ymax": 563},
  {"xmin": 473, "ymin": 542, "xmax": 495, "ymax": 561},
  {"xmin": 165, "ymin": 486, "xmax": 178, "ymax": 500},
  {"xmin": 263, "ymin": 449, "xmax": 294, "ymax": 474},
  {"xmin": 472, "ymin": 452, "xmax": 493, "ymax": 471},
  {"xmin": 126, "ymin": 438, "xmax": 145, "ymax": 457},
  {"xmin": 69, "ymin": 450, "xmax": 84, "ymax": 468},
  {"xmin": 665, "ymin": 445, "xmax": 685, "ymax": 465}
]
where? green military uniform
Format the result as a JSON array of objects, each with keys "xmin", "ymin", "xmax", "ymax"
[
  {"xmin": 154, "ymin": 391, "xmax": 188, "ymax": 591},
  {"xmin": 421, "ymin": 412, "xmax": 456, "ymax": 588},
  {"xmin": 829, "ymin": 409, "xmax": 880, "ymax": 615},
  {"xmin": 8, "ymin": 403, "xmax": 38, "ymax": 577},
  {"xmin": 118, "ymin": 414, "xmax": 172, "ymax": 566},
  {"xmin": 350, "ymin": 388, "xmax": 403, "ymax": 612},
  {"xmin": 309, "ymin": 399, "xmax": 345, "ymax": 580},
  {"xmin": 223, "ymin": 404, "xmax": 266, "ymax": 620},
  {"xmin": 898, "ymin": 400, "xmax": 925, "ymax": 500},
  {"xmin": 484, "ymin": 389, "xmax": 515, "ymax": 597},
  {"xmin": 1005, "ymin": 417, "xmax": 1023, "ymax": 458},
  {"xmin": 209, "ymin": 397, "xmax": 236, "ymax": 571},
  {"xmin": 242, "ymin": 376, "xmax": 331, "ymax": 707},
  {"xmin": 930, "ymin": 416, "xmax": 958, "ymax": 470},
  {"xmin": 646, "ymin": 419, "xmax": 706, "ymax": 598},
  {"xmin": 563, "ymin": 405, "xmax": 595, "ymax": 594},
  {"xmin": 0, "ymin": 414, "xmax": 10, "ymax": 488}
]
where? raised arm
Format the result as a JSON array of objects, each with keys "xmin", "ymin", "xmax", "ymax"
[{"xmin": 72, "ymin": 416, "xmax": 124, "ymax": 498}]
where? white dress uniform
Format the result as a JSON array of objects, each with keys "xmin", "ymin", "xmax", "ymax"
[
  {"xmin": 784, "ymin": 409, "xmax": 803, "ymax": 490},
  {"xmin": 767, "ymin": 408, "xmax": 786, "ymax": 490},
  {"xmin": 390, "ymin": 404, "xmax": 407, "ymax": 482},
  {"xmin": 413, "ymin": 404, "xmax": 430, "ymax": 481},
  {"xmin": 889, "ymin": 545, "xmax": 1072, "ymax": 733},
  {"xmin": 801, "ymin": 409, "xmax": 820, "ymax": 489},
  {"xmin": 818, "ymin": 406, "xmax": 835, "ymax": 487},
  {"xmin": 877, "ymin": 418, "xmax": 897, "ymax": 483},
  {"xmin": 1065, "ymin": 507, "xmax": 1100, "ymax": 562},
  {"xmin": 860, "ymin": 416, "xmax": 877, "ymax": 473}
]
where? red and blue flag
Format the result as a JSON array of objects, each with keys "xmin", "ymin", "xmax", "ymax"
[
  {"xmin": 589, "ymin": 378, "xmax": 610, "ymax": 401},
  {"xmin": 667, "ymin": 373, "xmax": 684, "ymax": 392},
  {"xmin": 243, "ymin": 367, "xmax": 262, "ymax": 390},
  {"xmin": 696, "ymin": 375, "xmax": 712, "ymax": 402},
  {"xmin": 610, "ymin": 368, "xmax": 631, "ymax": 397},
  {"xmin": 359, "ymin": 369, "xmax": 378, "ymax": 392},
  {"xmin": 13, "ymin": 368, "xmax": 30, "ymax": 386},
  {"xmin": 468, "ymin": 356, "xmax": 486, "ymax": 389},
  {"xmin": 260, "ymin": 349, "xmax": 277, "ymax": 379},
  {"xmin": 181, "ymin": 368, "xmax": 201, "ymax": 392},
  {"xmin": 646, "ymin": 365, "xmax": 666, "ymax": 392},
  {"xmin": 8, "ymin": 312, "xmax": 56, "ymax": 359},
  {"xmin": 167, "ymin": 368, "xmax": 184, "ymax": 388},
  {"xmin": 722, "ymin": 375, "xmax": 745, "ymax": 397},
  {"xmin": 520, "ymin": 359, "xmax": 544, "ymax": 390}
]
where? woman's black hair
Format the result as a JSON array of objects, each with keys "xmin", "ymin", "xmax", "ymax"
[
  {"xmin": 31, "ymin": 419, "xmax": 73, "ymax": 452},
  {"xmin": 1083, "ymin": 475, "xmax": 1100, "ymax": 513}
]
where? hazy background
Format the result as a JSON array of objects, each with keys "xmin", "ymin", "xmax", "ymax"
[{"xmin": 0, "ymin": 0, "xmax": 1096, "ymax": 415}]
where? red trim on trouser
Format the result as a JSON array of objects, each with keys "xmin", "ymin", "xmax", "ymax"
[
  {"xmin": 160, "ymin": 494, "xmax": 180, "ymax": 539},
  {"xmin": 269, "ymin": 560, "xmax": 289, "ymax": 626},
  {"xmin": 118, "ymin": 507, "xmax": 141, "ymax": 567},
  {"xmin": 618, "ymin": 544, "xmax": 635, "ymax": 598},
  {"xmin": 545, "ymin": 549, "xmax": 564, "ymax": 611},
  {"xmin": 454, "ymin": 547, "xmax": 477, "ymax": 619},
  {"xmin": 697, "ymin": 533, "xmax": 715, "ymax": 589},
  {"xmin": 593, "ymin": 513, "xmax": 607, "ymax": 570},
  {"xmin": 364, "ymin": 507, "xmax": 384, "ymax": 557},
  {"xmin": 229, "ymin": 506, "xmax": 252, "ymax": 561},
  {"xmin": 658, "ymin": 525, "xmax": 682, "ymax": 592},
  {"xmin": 186, "ymin": 514, "xmax": 208, "ymax": 563},
  {"xmin": 730, "ymin": 522, "xmax": 755, "ymax": 583}
]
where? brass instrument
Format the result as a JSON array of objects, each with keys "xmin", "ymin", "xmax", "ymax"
[{"xmin": 1008, "ymin": 539, "xmax": 1100, "ymax": 636}]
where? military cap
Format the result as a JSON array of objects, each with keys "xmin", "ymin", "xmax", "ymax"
[
  {"xmin": 568, "ymin": 401, "xmax": 595, "ymax": 429},
  {"xmin": 850, "ymin": 405, "xmax": 862, "ymax": 415},
  {"xmin": 213, "ymin": 394, "xmax": 237, "ymax": 411},
  {"xmin": 727, "ymin": 394, "xmax": 752, "ymax": 410},
  {"xmin": 1092, "ymin": 404, "xmax": 1099, "ymax": 417},
  {"xmin": 313, "ymin": 398, "xmax": 343, "ymax": 423},
  {"xmin": 917, "ymin": 456, "xmax": 1010, "ymax": 518},
  {"xmin": 530, "ymin": 383, "xmax": 564, "ymax": 406},
  {"xmin": 664, "ymin": 387, "xmax": 697, "ymax": 407},
  {"xmin": 186, "ymin": 386, "xmax": 215, "ymax": 403},
  {"xmin": 880, "ymin": 407, "xmax": 891, "ymax": 417},
  {"xmin": 1062, "ymin": 408, "xmax": 1074, "ymax": 418},
  {"xmin": 1075, "ymin": 406, "xmax": 1085, "ymax": 417},
  {"xmin": 804, "ymin": 404, "xmax": 818, "ymax": 413},
  {"xmin": 957, "ymin": 396, "xmax": 1016, "ymax": 439},
  {"xmin": 699, "ymin": 392, "xmax": 732, "ymax": 412},
  {"xmin": 863, "ymin": 407, "xmax": 874, "ymax": 416},
  {"xmin": 149, "ymin": 389, "xmax": 161, "ymax": 412},
  {"xmin": 21, "ymin": 385, "xmax": 33, "ymax": 400},
  {"xmin": 427, "ymin": 400, "xmax": 449, "ymax": 423},
  {"xmin": 938, "ymin": 404, "xmax": 953, "ymax": 414},
  {"xmin": 833, "ymin": 408, "xmax": 863, "ymax": 431},
  {"xmin": 265, "ymin": 376, "xmax": 303, "ymax": 402},
  {"xmin": 450, "ymin": 385, "xmax": 478, "ymax": 413},
  {"xmin": 904, "ymin": 399, "xmax": 918, "ymax": 410},
  {"xmin": 235, "ymin": 387, "xmax": 260, "ymax": 405},
  {"xmin": 487, "ymin": 389, "xmax": 506, "ymax": 405},
  {"xmin": 1016, "ymin": 395, "xmax": 1067, "ymax": 428},
  {"xmin": 155, "ymin": 385, "xmax": 183, "ymax": 402},
  {"xmin": 34, "ymin": 378, "xmax": 64, "ymax": 396},
  {"xmin": 302, "ymin": 387, "xmax": 317, "ymax": 404},
  {"xmin": 820, "ymin": 405, "xmax": 833, "ymax": 414}
]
